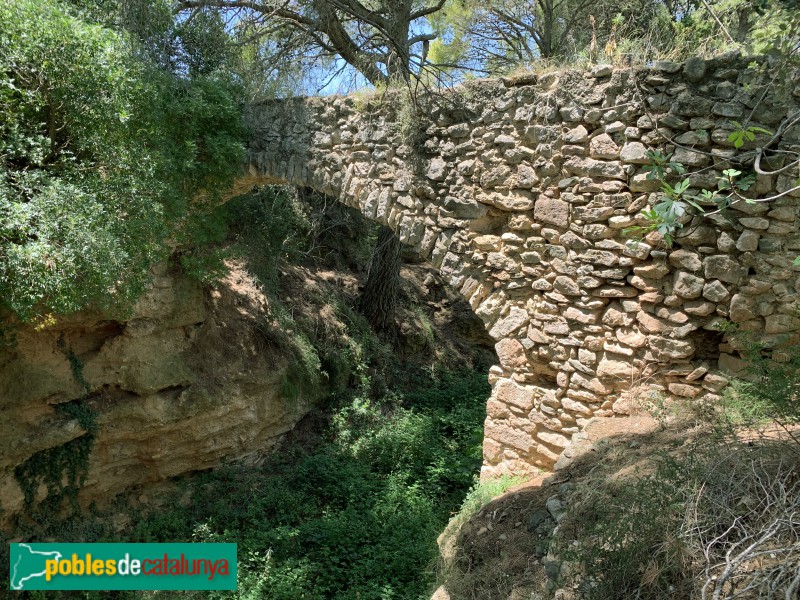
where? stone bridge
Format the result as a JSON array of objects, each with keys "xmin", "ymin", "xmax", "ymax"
[{"xmin": 243, "ymin": 55, "xmax": 800, "ymax": 477}]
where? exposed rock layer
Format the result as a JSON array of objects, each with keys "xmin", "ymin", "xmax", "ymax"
[{"xmin": 0, "ymin": 265, "xmax": 313, "ymax": 527}]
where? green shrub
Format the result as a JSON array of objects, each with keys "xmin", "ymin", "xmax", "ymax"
[
  {"xmin": 727, "ymin": 334, "xmax": 800, "ymax": 426},
  {"xmin": 224, "ymin": 187, "xmax": 311, "ymax": 294},
  {"xmin": 40, "ymin": 370, "xmax": 484, "ymax": 600},
  {"xmin": 0, "ymin": 0, "xmax": 244, "ymax": 321}
]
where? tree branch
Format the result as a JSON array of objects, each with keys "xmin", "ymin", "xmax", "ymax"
[{"xmin": 410, "ymin": 0, "xmax": 446, "ymax": 20}]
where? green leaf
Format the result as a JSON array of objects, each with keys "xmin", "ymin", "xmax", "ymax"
[
  {"xmin": 727, "ymin": 130, "xmax": 745, "ymax": 149},
  {"xmin": 699, "ymin": 189, "xmax": 715, "ymax": 201},
  {"xmin": 674, "ymin": 179, "xmax": 690, "ymax": 195},
  {"xmin": 736, "ymin": 174, "xmax": 756, "ymax": 191},
  {"xmin": 685, "ymin": 198, "xmax": 705, "ymax": 212}
]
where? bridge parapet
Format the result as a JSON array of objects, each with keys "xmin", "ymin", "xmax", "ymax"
[{"xmin": 246, "ymin": 55, "xmax": 800, "ymax": 477}]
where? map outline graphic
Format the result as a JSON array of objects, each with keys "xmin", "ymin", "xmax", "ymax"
[{"xmin": 10, "ymin": 543, "xmax": 63, "ymax": 590}]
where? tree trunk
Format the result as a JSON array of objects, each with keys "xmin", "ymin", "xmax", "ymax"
[
  {"xmin": 358, "ymin": 4, "xmax": 410, "ymax": 335},
  {"xmin": 359, "ymin": 225, "xmax": 402, "ymax": 333}
]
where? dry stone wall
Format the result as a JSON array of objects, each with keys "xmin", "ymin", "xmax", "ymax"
[{"xmin": 245, "ymin": 54, "xmax": 800, "ymax": 477}]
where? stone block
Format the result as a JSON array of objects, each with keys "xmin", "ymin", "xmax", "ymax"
[
  {"xmin": 674, "ymin": 271, "xmax": 705, "ymax": 299},
  {"xmin": 765, "ymin": 314, "xmax": 800, "ymax": 334},
  {"xmin": 736, "ymin": 229, "xmax": 760, "ymax": 251},
  {"xmin": 616, "ymin": 328, "xmax": 647, "ymax": 347},
  {"xmin": 563, "ymin": 125, "xmax": 588, "ymax": 143},
  {"xmin": 703, "ymin": 255, "xmax": 742, "ymax": 284},
  {"xmin": 669, "ymin": 249, "xmax": 702, "ymax": 271},
  {"xmin": 597, "ymin": 355, "xmax": 636, "ymax": 380},
  {"xmin": 564, "ymin": 306, "xmax": 598, "ymax": 324},
  {"xmin": 537, "ymin": 429, "xmax": 570, "ymax": 449},
  {"xmin": 619, "ymin": 141, "xmax": 650, "ymax": 165},
  {"xmin": 427, "ymin": 157, "xmax": 448, "ymax": 181},
  {"xmin": 712, "ymin": 101, "xmax": 743, "ymax": 118},
  {"xmin": 563, "ymin": 156, "xmax": 626, "ymax": 179},
  {"xmin": 488, "ymin": 421, "xmax": 534, "ymax": 453},
  {"xmin": 495, "ymin": 338, "xmax": 528, "ymax": 369},
  {"xmin": 534, "ymin": 197, "xmax": 570, "ymax": 228},
  {"xmin": 675, "ymin": 226, "xmax": 717, "ymax": 246},
  {"xmin": 673, "ymin": 146, "xmax": 711, "ymax": 166},
  {"xmin": 668, "ymin": 383, "xmax": 700, "ymax": 398},
  {"xmin": 482, "ymin": 190, "xmax": 536, "ymax": 211},
  {"xmin": 729, "ymin": 294, "xmax": 755, "ymax": 322},
  {"xmin": 473, "ymin": 235, "xmax": 502, "ymax": 251},
  {"xmin": 634, "ymin": 262, "xmax": 670, "ymax": 279},
  {"xmin": 739, "ymin": 217, "xmax": 770, "ymax": 230},
  {"xmin": 718, "ymin": 353, "xmax": 749, "ymax": 377},
  {"xmin": 648, "ymin": 337, "xmax": 695, "ymax": 360},
  {"xmin": 589, "ymin": 133, "xmax": 620, "ymax": 159},
  {"xmin": 579, "ymin": 249, "xmax": 618, "ymax": 266},
  {"xmin": 561, "ymin": 397, "xmax": 592, "ymax": 415},
  {"xmin": 624, "ymin": 240, "xmax": 652, "ymax": 259},
  {"xmin": 489, "ymin": 307, "xmax": 530, "ymax": 339},
  {"xmin": 683, "ymin": 57, "xmax": 706, "ymax": 82},
  {"xmin": 495, "ymin": 378, "xmax": 536, "ymax": 412},
  {"xmin": 603, "ymin": 306, "xmax": 634, "ymax": 327}
]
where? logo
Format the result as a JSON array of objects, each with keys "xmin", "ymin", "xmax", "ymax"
[{"xmin": 9, "ymin": 543, "xmax": 237, "ymax": 591}]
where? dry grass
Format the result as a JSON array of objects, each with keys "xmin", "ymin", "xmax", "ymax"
[
  {"xmin": 436, "ymin": 411, "xmax": 800, "ymax": 600},
  {"xmin": 684, "ymin": 450, "xmax": 800, "ymax": 600}
]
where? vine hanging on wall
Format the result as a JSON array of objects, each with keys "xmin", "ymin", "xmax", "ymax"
[{"xmin": 13, "ymin": 334, "xmax": 98, "ymax": 516}]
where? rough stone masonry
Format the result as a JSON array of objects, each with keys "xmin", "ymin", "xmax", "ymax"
[{"xmin": 244, "ymin": 54, "xmax": 800, "ymax": 478}]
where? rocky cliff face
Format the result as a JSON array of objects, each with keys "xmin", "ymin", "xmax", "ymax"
[{"xmin": 0, "ymin": 262, "xmax": 315, "ymax": 529}]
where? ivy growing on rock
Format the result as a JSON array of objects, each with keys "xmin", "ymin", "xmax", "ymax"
[
  {"xmin": 14, "ymin": 434, "xmax": 95, "ymax": 514},
  {"xmin": 14, "ymin": 335, "xmax": 98, "ymax": 515}
]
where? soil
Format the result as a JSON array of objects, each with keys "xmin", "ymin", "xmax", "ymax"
[
  {"xmin": 436, "ymin": 411, "xmax": 800, "ymax": 600},
  {"xmin": 438, "ymin": 413, "xmax": 662, "ymax": 599}
]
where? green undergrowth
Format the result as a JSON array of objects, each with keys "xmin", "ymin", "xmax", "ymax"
[
  {"xmin": 721, "ymin": 332, "xmax": 800, "ymax": 429},
  {"xmin": 10, "ymin": 370, "xmax": 490, "ymax": 600},
  {"xmin": 227, "ymin": 186, "xmax": 378, "ymax": 403}
]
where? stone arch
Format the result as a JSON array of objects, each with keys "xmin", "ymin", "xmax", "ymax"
[{"xmin": 241, "ymin": 55, "xmax": 800, "ymax": 477}]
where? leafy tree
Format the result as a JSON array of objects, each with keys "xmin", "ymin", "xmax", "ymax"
[
  {"xmin": 174, "ymin": 0, "xmax": 452, "ymax": 87},
  {"xmin": 668, "ymin": 0, "xmax": 799, "ymax": 56},
  {"xmin": 462, "ymin": 0, "xmax": 603, "ymax": 67},
  {"xmin": 0, "ymin": 0, "xmax": 244, "ymax": 321},
  {"xmin": 444, "ymin": 0, "xmax": 683, "ymax": 71}
]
